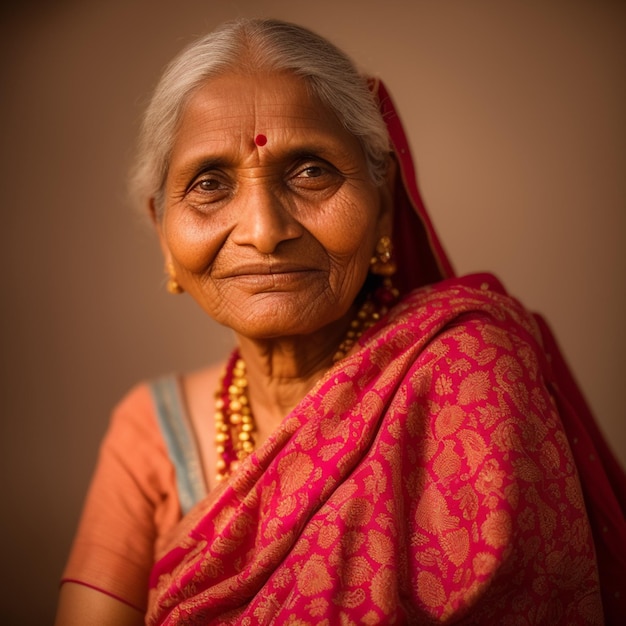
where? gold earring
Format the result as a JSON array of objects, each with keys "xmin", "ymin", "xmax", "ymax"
[
  {"xmin": 370, "ymin": 235, "xmax": 397, "ymax": 277},
  {"xmin": 166, "ymin": 262, "xmax": 184, "ymax": 294}
]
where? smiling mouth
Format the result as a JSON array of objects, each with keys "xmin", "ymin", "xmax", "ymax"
[
  {"xmin": 228, "ymin": 262, "xmax": 317, "ymax": 275},
  {"xmin": 219, "ymin": 264, "xmax": 323, "ymax": 291}
]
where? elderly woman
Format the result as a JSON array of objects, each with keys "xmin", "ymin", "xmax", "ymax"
[{"xmin": 56, "ymin": 18, "xmax": 625, "ymax": 626}]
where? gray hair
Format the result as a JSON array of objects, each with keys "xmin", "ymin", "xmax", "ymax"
[{"xmin": 130, "ymin": 18, "xmax": 391, "ymax": 216}]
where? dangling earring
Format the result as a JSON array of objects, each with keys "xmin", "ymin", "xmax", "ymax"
[
  {"xmin": 166, "ymin": 262, "xmax": 184, "ymax": 294},
  {"xmin": 370, "ymin": 235, "xmax": 399, "ymax": 309},
  {"xmin": 370, "ymin": 235, "xmax": 397, "ymax": 277}
]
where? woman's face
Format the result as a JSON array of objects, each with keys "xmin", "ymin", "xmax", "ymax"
[{"xmin": 156, "ymin": 71, "xmax": 392, "ymax": 340}]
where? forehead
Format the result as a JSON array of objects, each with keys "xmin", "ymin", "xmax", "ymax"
[{"xmin": 170, "ymin": 72, "xmax": 359, "ymax": 158}]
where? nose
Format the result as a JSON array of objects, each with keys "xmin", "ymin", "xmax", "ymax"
[{"xmin": 231, "ymin": 184, "xmax": 303, "ymax": 254}]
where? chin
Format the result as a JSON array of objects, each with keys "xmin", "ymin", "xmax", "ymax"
[
  {"xmin": 206, "ymin": 288, "xmax": 352, "ymax": 340},
  {"xmin": 231, "ymin": 319, "xmax": 320, "ymax": 341},
  {"xmin": 229, "ymin": 307, "xmax": 342, "ymax": 342}
]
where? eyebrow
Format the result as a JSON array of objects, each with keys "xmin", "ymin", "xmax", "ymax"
[
  {"xmin": 176, "ymin": 157, "xmax": 230, "ymax": 180},
  {"xmin": 173, "ymin": 142, "xmax": 345, "ymax": 181}
]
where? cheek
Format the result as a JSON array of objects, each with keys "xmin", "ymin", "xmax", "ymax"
[
  {"xmin": 163, "ymin": 210, "xmax": 224, "ymax": 274},
  {"xmin": 314, "ymin": 194, "xmax": 381, "ymax": 260}
]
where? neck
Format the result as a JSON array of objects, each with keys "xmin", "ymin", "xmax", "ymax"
[
  {"xmin": 213, "ymin": 282, "xmax": 396, "ymax": 482},
  {"xmin": 235, "ymin": 305, "xmax": 355, "ymax": 425}
]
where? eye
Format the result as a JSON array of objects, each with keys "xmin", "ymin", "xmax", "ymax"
[
  {"xmin": 197, "ymin": 178, "xmax": 222, "ymax": 191},
  {"xmin": 299, "ymin": 166, "xmax": 324, "ymax": 178},
  {"xmin": 191, "ymin": 176, "xmax": 226, "ymax": 193},
  {"xmin": 186, "ymin": 172, "xmax": 230, "ymax": 204},
  {"xmin": 289, "ymin": 160, "xmax": 343, "ymax": 193}
]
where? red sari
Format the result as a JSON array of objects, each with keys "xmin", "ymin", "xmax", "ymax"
[{"xmin": 147, "ymin": 81, "xmax": 626, "ymax": 625}]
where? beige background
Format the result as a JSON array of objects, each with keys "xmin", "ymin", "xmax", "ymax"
[{"xmin": 1, "ymin": 0, "xmax": 624, "ymax": 622}]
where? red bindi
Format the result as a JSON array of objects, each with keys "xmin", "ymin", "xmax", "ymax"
[{"xmin": 254, "ymin": 133, "xmax": 267, "ymax": 147}]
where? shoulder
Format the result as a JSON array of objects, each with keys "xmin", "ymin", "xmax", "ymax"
[
  {"xmin": 108, "ymin": 381, "xmax": 159, "ymax": 433},
  {"xmin": 102, "ymin": 380, "xmax": 171, "ymax": 458},
  {"xmin": 97, "ymin": 375, "xmax": 196, "ymax": 496},
  {"xmin": 390, "ymin": 275, "xmax": 552, "ymax": 419},
  {"xmin": 102, "ymin": 362, "xmax": 227, "ymax": 493},
  {"xmin": 107, "ymin": 365, "xmax": 222, "ymax": 440},
  {"xmin": 402, "ymin": 273, "xmax": 528, "ymax": 319},
  {"xmin": 89, "ymin": 380, "xmax": 180, "ymax": 510},
  {"xmin": 392, "ymin": 273, "xmax": 543, "ymax": 348}
]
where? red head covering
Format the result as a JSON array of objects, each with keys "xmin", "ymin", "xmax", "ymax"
[{"xmin": 369, "ymin": 78, "xmax": 454, "ymax": 295}]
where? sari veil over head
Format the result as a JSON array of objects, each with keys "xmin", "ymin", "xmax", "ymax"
[{"xmin": 146, "ymin": 78, "xmax": 626, "ymax": 625}]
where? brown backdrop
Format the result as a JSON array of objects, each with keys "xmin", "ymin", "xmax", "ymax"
[{"xmin": 1, "ymin": 0, "xmax": 624, "ymax": 623}]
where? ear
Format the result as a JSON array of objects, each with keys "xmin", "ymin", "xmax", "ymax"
[
  {"xmin": 148, "ymin": 196, "xmax": 159, "ymax": 226},
  {"xmin": 148, "ymin": 197, "xmax": 172, "ymax": 263},
  {"xmin": 376, "ymin": 153, "xmax": 397, "ymax": 237}
]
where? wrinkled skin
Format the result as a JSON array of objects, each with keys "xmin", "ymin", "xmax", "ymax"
[{"xmin": 155, "ymin": 72, "xmax": 392, "ymax": 348}]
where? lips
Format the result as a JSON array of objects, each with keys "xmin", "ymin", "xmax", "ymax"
[
  {"xmin": 215, "ymin": 261, "xmax": 321, "ymax": 279},
  {"xmin": 214, "ymin": 261, "xmax": 324, "ymax": 291}
]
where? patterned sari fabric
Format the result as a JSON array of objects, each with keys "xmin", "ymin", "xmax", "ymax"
[{"xmin": 148, "ymin": 275, "xmax": 607, "ymax": 624}]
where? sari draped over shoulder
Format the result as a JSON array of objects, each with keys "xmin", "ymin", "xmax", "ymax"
[{"xmin": 147, "ymin": 81, "xmax": 626, "ymax": 625}]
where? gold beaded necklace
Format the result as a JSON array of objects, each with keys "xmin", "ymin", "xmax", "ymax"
[
  {"xmin": 213, "ymin": 288, "xmax": 395, "ymax": 482},
  {"xmin": 214, "ymin": 355, "xmax": 255, "ymax": 480}
]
